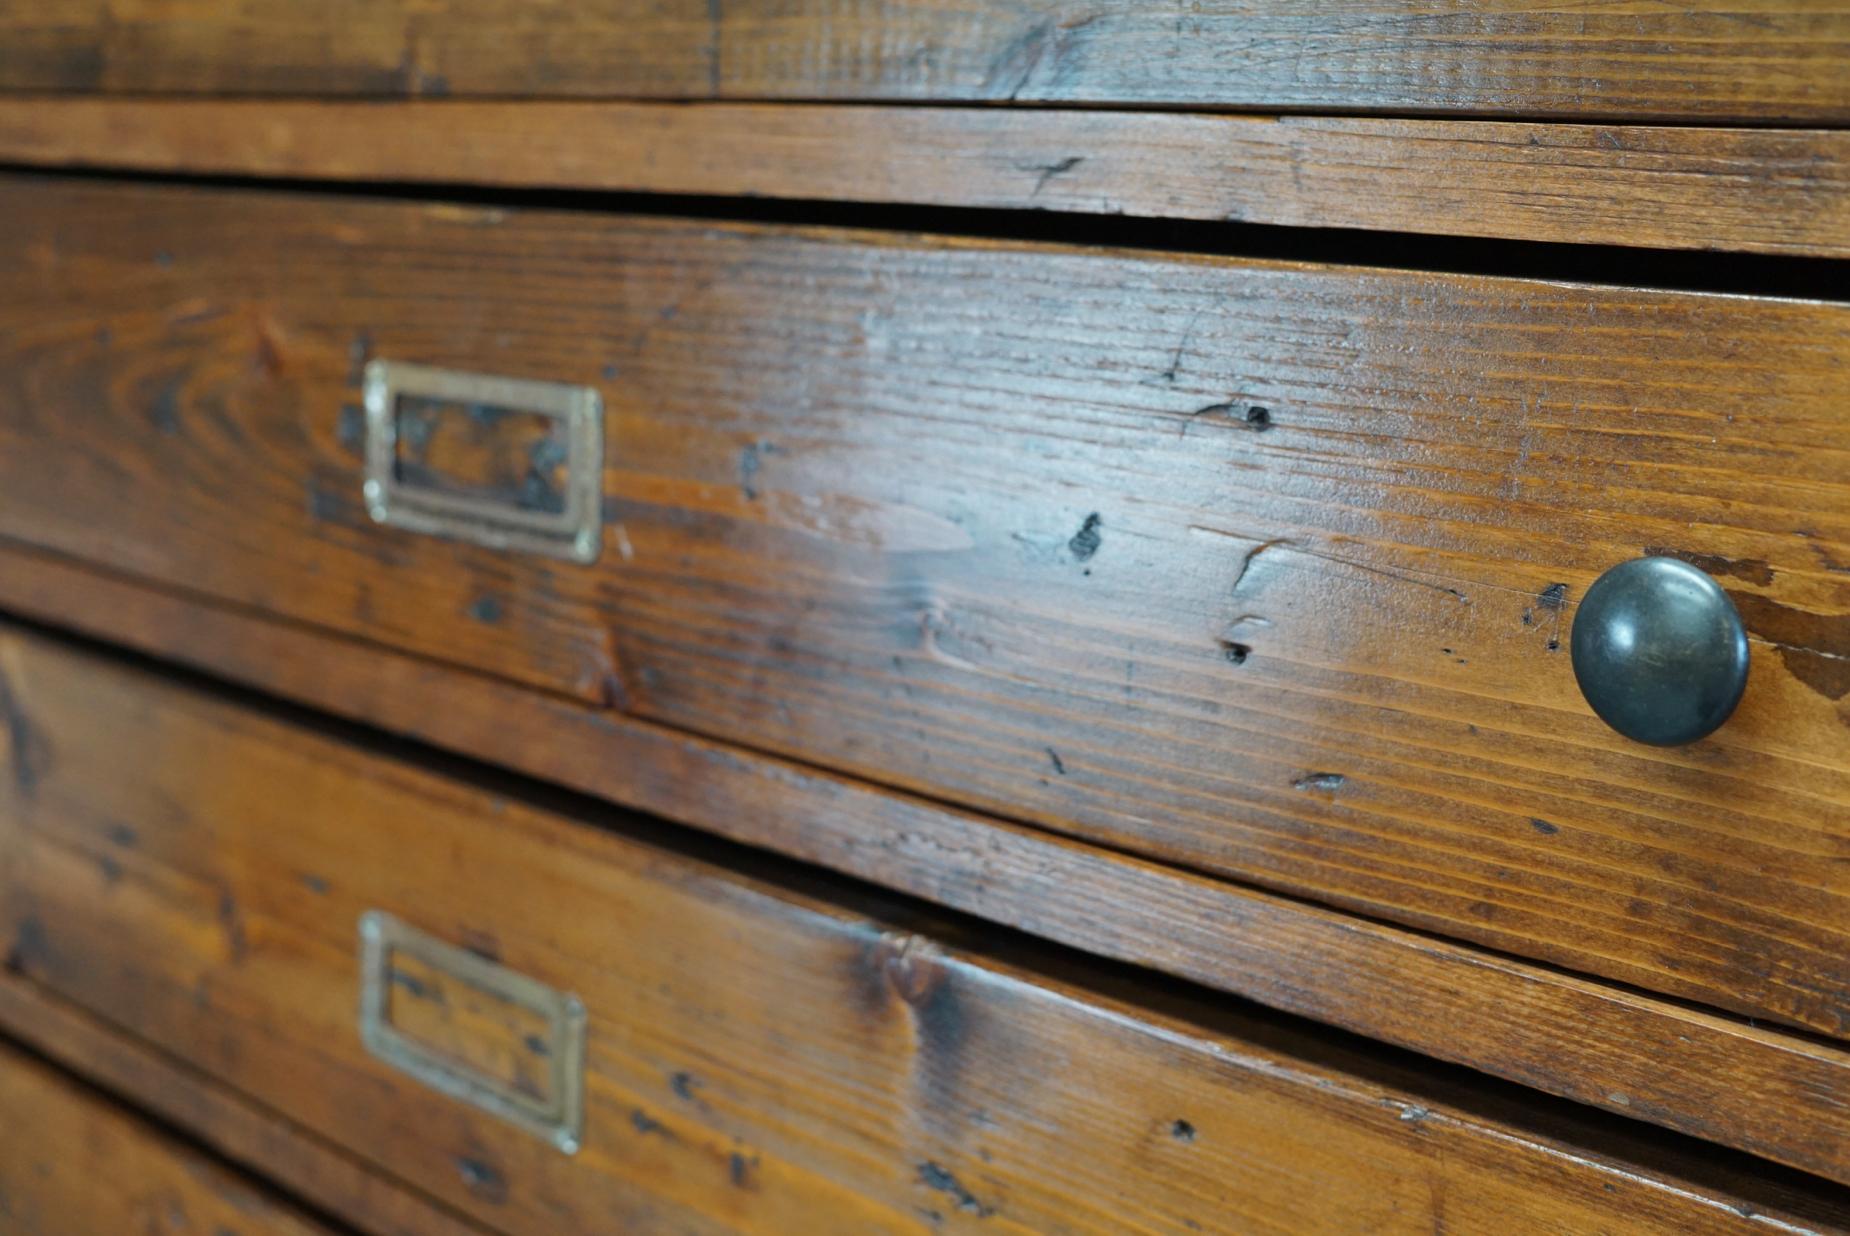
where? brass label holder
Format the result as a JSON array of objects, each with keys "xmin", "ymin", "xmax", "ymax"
[{"xmin": 359, "ymin": 910, "xmax": 586, "ymax": 1154}]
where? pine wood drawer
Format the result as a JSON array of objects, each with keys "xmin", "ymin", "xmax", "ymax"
[
  {"xmin": 1, "ymin": 626, "xmax": 1845, "ymax": 1234},
  {"xmin": 1, "ymin": 175, "xmax": 1845, "ymax": 1044},
  {"xmin": 0, "ymin": 1035, "xmax": 338, "ymax": 1236},
  {"xmin": 5, "ymin": 2, "xmax": 1850, "ymax": 123}
]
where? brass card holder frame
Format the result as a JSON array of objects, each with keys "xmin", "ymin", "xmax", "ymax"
[
  {"xmin": 358, "ymin": 910, "xmax": 587, "ymax": 1154},
  {"xmin": 362, "ymin": 359, "xmax": 604, "ymax": 563}
]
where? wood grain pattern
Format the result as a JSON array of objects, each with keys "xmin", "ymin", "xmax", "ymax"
[
  {"xmin": 0, "ymin": 1036, "xmax": 338, "ymax": 1236},
  {"xmin": 4, "ymin": 2, "xmax": 1850, "ymax": 121},
  {"xmin": 2, "ymin": 626, "xmax": 1847, "ymax": 1236},
  {"xmin": 0, "ymin": 976, "xmax": 491, "ymax": 1236},
  {"xmin": 7, "ymin": 99, "xmax": 1850, "ymax": 258},
  {"xmin": 2, "ymin": 176, "xmax": 1846, "ymax": 1039},
  {"xmin": 4, "ymin": 545, "xmax": 1849, "ymax": 1190}
]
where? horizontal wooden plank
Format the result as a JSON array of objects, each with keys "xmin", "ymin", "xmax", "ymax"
[
  {"xmin": 2, "ymin": 176, "xmax": 1846, "ymax": 1039},
  {"xmin": 5, "ymin": 2, "xmax": 1850, "ymax": 121},
  {"xmin": 4, "ymin": 99, "xmax": 1850, "ymax": 257},
  {"xmin": 2, "ymin": 624, "xmax": 1846, "ymax": 1235},
  {"xmin": 0, "ymin": 977, "xmax": 490, "ymax": 1236},
  {"xmin": 3, "ymin": 544, "xmax": 1848, "ymax": 1190},
  {"xmin": 0, "ymin": 1034, "xmax": 338, "ymax": 1236}
]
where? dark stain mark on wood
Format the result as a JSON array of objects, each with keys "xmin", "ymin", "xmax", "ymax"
[
  {"xmin": 1536, "ymin": 582, "xmax": 1568, "ymax": 651},
  {"xmin": 1293, "ymin": 772, "xmax": 1346, "ymax": 794},
  {"xmin": 1729, "ymin": 591, "xmax": 1850, "ymax": 700},
  {"xmin": 1068, "ymin": 512, "xmax": 1103, "ymax": 561},
  {"xmin": 306, "ymin": 483, "xmax": 356, "ymax": 524},
  {"xmin": 670, "ymin": 1071, "xmax": 702, "ymax": 1102},
  {"xmin": 1805, "ymin": 537, "xmax": 1850, "ymax": 575},
  {"xmin": 455, "ymin": 1156, "xmax": 508, "ymax": 1204},
  {"xmin": 873, "ymin": 933, "xmax": 973, "ymax": 1121},
  {"xmin": 299, "ymin": 873, "xmax": 330, "ymax": 895},
  {"xmin": 468, "ymin": 594, "xmax": 506, "ymax": 625},
  {"xmin": 147, "ymin": 379, "xmax": 183, "ymax": 436},
  {"xmin": 1170, "ymin": 1119, "xmax": 1196, "ymax": 1142},
  {"xmin": 523, "ymin": 433, "xmax": 569, "ymax": 513},
  {"xmin": 93, "ymin": 324, "xmax": 112, "ymax": 347},
  {"xmin": 0, "ymin": 666, "xmax": 50, "ymax": 799},
  {"xmin": 458, "ymin": 927, "xmax": 501, "ymax": 962},
  {"xmin": 4, "ymin": 916, "xmax": 47, "ymax": 975},
  {"xmin": 739, "ymin": 440, "xmax": 778, "ymax": 501},
  {"xmin": 387, "ymin": 967, "xmax": 440, "ymax": 1003},
  {"xmin": 729, "ymin": 1150, "xmax": 759, "ymax": 1189},
  {"xmin": 1045, "ymin": 746, "xmax": 1066, "ymax": 775},
  {"xmin": 217, "ymin": 891, "xmax": 247, "ymax": 962},
  {"xmin": 96, "ymin": 853, "xmax": 121, "ymax": 885},
  {"xmin": 153, "ymin": 251, "xmax": 174, "ymax": 267},
  {"xmin": 1643, "ymin": 546, "xmax": 1776, "ymax": 587},
  {"xmin": 630, "ymin": 1108, "xmax": 673, "ymax": 1138},
  {"xmin": 1529, "ymin": 818, "xmax": 1560, "ymax": 835},
  {"xmin": 106, "ymin": 822, "xmax": 138, "ymax": 849},
  {"xmin": 5, "ymin": 914, "xmax": 45, "ymax": 969},
  {"xmin": 336, "ymin": 404, "xmax": 367, "ymax": 457},
  {"xmin": 1023, "ymin": 155, "xmax": 1084, "ymax": 197},
  {"xmin": 917, "ymin": 1161, "xmax": 993, "ymax": 1217},
  {"xmin": 1220, "ymin": 641, "xmax": 1251, "ymax": 665},
  {"xmin": 522, "ymin": 1032, "xmax": 551, "ymax": 1057},
  {"xmin": 601, "ymin": 362, "xmax": 619, "ymax": 380}
]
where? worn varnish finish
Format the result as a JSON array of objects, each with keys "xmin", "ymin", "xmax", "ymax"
[
  {"xmin": 7, "ymin": 99, "xmax": 1850, "ymax": 258},
  {"xmin": 0, "ymin": 976, "xmax": 489, "ymax": 1236},
  {"xmin": 3, "ymin": 2, "xmax": 1850, "ymax": 121},
  {"xmin": 0, "ymin": 1037, "xmax": 337, "ymax": 1236},
  {"xmin": 3, "ymin": 177, "xmax": 1848, "ymax": 1040},
  {"xmin": 1, "ymin": 629, "xmax": 1847, "ymax": 1236},
  {"xmin": 4, "ymin": 545, "xmax": 1849, "ymax": 1189}
]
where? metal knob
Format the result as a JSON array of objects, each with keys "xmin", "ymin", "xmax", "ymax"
[{"xmin": 1569, "ymin": 556, "xmax": 1749, "ymax": 745}]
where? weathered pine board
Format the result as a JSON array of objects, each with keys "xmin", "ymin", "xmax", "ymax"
[
  {"xmin": 3, "ymin": 1, "xmax": 1850, "ymax": 121},
  {"xmin": 0, "ymin": 1035, "xmax": 340, "ymax": 1236},
  {"xmin": 3, "ymin": 99, "xmax": 1850, "ymax": 257}
]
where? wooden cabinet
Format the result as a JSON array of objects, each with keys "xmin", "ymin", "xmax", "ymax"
[{"xmin": 0, "ymin": 4, "xmax": 1846, "ymax": 1231}]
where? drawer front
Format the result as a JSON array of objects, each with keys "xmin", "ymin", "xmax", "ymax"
[
  {"xmin": 3, "ymin": 3, "xmax": 1848, "ymax": 122},
  {"xmin": 0, "ymin": 627, "xmax": 1840, "ymax": 1235},
  {"xmin": 1, "ymin": 176, "xmax": 1847, "ymax": 1039},
  {"xmin": 0, "ymin": 1036, "xmax": 336, "ymax": 1236}
]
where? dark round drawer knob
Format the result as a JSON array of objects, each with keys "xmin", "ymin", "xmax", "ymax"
[{"xmin": 1569, "ymin": 556, "xmax": 1749, "ymax": 746}]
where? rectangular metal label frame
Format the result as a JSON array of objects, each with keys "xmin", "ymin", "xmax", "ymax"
[
  {"xmin": 362, "ymin": 359, "xmax": 604, "ymax": 563},
  {"xmin": 359, "ymin": 910, "xmax": 586, "ymax": 1154}
]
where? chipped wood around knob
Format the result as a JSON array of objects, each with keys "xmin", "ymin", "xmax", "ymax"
[
  {"xmin": 2, "ymin": 545, "xmax": 1847, "ymax": 1188},
  {"xmin": 1, "ymin": 627, "xmax": 1847, "ymax": 1235},
  {"xmin": 0, "ymin": 1036, "xmax": 339, "ymax": 1236},
  {"xmin": 3, "ymin": 1, "xmax": 1850, "ymax": 121},
  {"xmin": 4, "ymin": 100, "xmax": 1850, "ymax": 258},
  {"xmin": 0, "ymin": 176, "xmax": 1846, "ymax": 1040}
]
